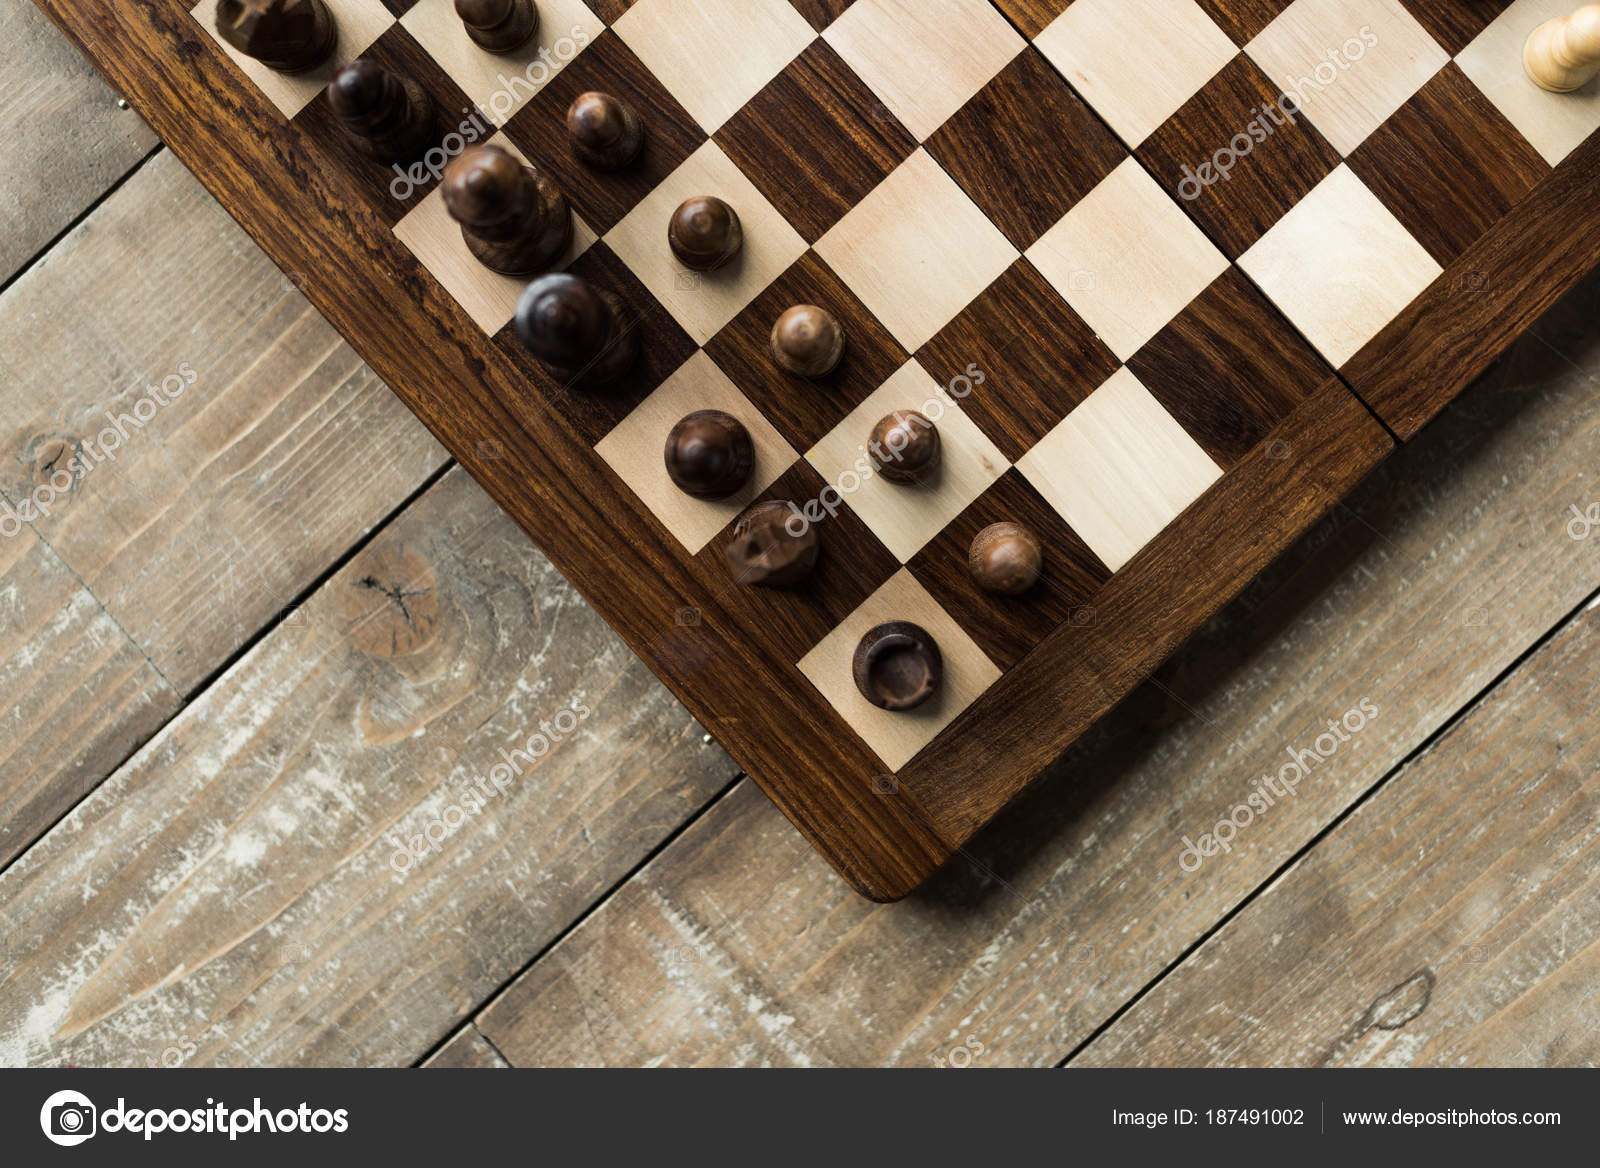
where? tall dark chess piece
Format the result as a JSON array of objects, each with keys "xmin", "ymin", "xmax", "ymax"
[
  {"xmin": 515, "ymin": 273, "xmax": 638, "ymax": 387},
  {"xmin": 853, "ymin": 622, "xmax": 942, "ymax": 711},
  {"xmin": 455, "ymin": 0, "xmax": 540, "ymax": 54},
  {"xmin": 664, "ymin": 410, "xmax": 754, "ymax": 500},
  {"xmin": 327, "ymin": 60, "xmax": 435, "ymax": 166},
  {"xmin": 215, "ymin": 0, "xmax": 337, "ymax": 73},
  {"xmin": 567, "ymin": 91, "xmax": 645, "ymax": 171},
  {"xmin": 725, "ymin": 501, "xmax": 819, "ymax": 587},
  {"xmin": 443, "ymin": 145, "xmax": 571, "ymax": 277},
  {"xmin": 669, "ymin": 196, "xmax": 742, "ymax": 271}
]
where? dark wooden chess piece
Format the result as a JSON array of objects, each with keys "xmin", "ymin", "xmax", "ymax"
[
  {"xmin": 442, "ymin": 145, "xmax": 571, "ymax": 277},
  {"xmin": 853, "ymin": 622, "xmax": 942, "ymax": 711},
  {"xmin": 770, "ymin": 305, "xmax": 844, "ymax": 377},
  {"xmin": 567, "ymin": 91, "xmax": 645, "ymax": 171},
  {"xmin": 725, "ymin": 501, "xmax": 819, "ymax": 587},
  {"xmin": 455, "ymin": 0, "xmax": 539, "ymax": 53},
  {"xmin": 870, "ymin": 411, "xmax": 940, "ymax": 484},
  {"xmin": 664, "ymin": 410, "xmax": 755, "ymax": 499},
  {"xmin": 969, "ymin": 521, "xmax": 1042, "ymax": 595},
  {"xmin": 215, "ymin": 0, "xmax": 337, "ymax": 73},
  {"xmin": 669, "ymin": 196, "xmax": 742, "ymax": 271},
  {"xmin": 327, "ymin": 60, "xmax": 435, "ymax": 165},
  {"xmin": 515, "ymin": 273, "xmax": 638, "ymax": 386}
]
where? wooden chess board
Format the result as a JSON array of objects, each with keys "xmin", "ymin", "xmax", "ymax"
[{"xmin": 34, "ymin": 0, "xmax": 1600, "ymax": 899}]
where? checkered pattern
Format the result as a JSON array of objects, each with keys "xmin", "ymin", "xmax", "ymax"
[{"xmin": 191, "ymin": 0, "xmax": 1600, "ymax": 773}]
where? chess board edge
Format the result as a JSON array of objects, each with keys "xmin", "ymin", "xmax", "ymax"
[{"xmin": 31, "ymin": 0, "xmax": 1594, "ymax": 900}]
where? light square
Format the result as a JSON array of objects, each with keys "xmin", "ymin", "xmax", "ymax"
[
  {"xmin": 1027, "ymin": 158, "xmax": 1228, "ymax": 361},
  {"xmin": 815, "ymin": 149, "xmax": 1018, "ymax": 352},
  {"xmin": 1239, "ymin": 164, "xmax": 1442, "ymax": 367},
  {"xmin": 392, "ymin": 135, "xmax": 596, "ymax": 333},
  {"xmin": 1246, "ymin": 0, "xmax": 1450, "ymax": 155},
  {"xmin": 613, "ymin": 0, "xmax": 817, "ymax": 132},
  {"xmin": 1458, "ymin": 0, "xmax": 1600, "ymax": 166},
  {"xmin": 806, "ymin": 360, "xmax": 1009, "ymax": 563},
  {"xmin": 1034, "ymin": 0, "xmax": 1237, "ymax": 147},
  {"xmin": 604, "ymin": 140, "xmax": 807, "ymax": 345},
  {"xmin": 401, "ymin": 0, "xmax": 604, "ymax": 127},
  {"xmin": 1018, "ymin": 367, "xmax": 1223, "ymax": 573},
  {"xmin": 595, "ymin": 350, "xmax": 798, "ymax": 553},
  {"xmin": 798, "ymin": 569, "xmax": 1002, "ymax": 770},
  {"xmin": 822, "ymin": 0, "xmax": 1025, "ymax": 141},
  {"xmin": 192, "ymin": 0, "xmax": 395, "ymax": 117}
]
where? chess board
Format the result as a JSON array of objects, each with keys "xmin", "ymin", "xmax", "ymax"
[{"xmin": 36, "ymin": 0, "xmax": 1600, "ymax": 899}]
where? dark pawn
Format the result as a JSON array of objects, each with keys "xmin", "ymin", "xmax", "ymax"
[
  {"xmin": 216, "ymin": 0, "xmax": 337, "ymax": 73},
  {"xmin": 327, "ymin": 60, "xmax": 435, "ymax": 165},
  {"xmin": 567, "ymin": 91, "xmax": 645, "ymax": 171},
  {"xmin": 455, "ymin": 0, "xmax": 539, "ymax": 53},
  {"xmin": 443, "ymin": 145, "xmax": 571, "ymax": 277},
  {"xmin": 853, "ymin": 622, "xmax": 942, "ymax": 712},
  {"xmin": 770, "ymin": 304, "xmax": 844, "ymax": 377},
  {"xmin": 870, "ymin": 410, "xmax": 940, "ymax": 484},
  {"xmin": 515, "ymin": 273, "xmax": 638, "ymax": 387},
  {"xmin": 969, "ymin": 521, "xmax": 1042, "ymax": 595},
  {"xmin": 669, "ymin": 196, "xmax": 742, "ymax": 271},
  {"xmin": 664, "ymin": 411, "xmax": 755, "ymax": 500},
  {"xmin": 725, "ymin": 501, "xmax": 819, "ymax": 587}
]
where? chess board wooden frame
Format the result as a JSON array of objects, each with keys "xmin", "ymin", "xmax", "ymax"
[{"xmin": 34, "ymin": 0, "xmax": 1600, "ymax": 899}]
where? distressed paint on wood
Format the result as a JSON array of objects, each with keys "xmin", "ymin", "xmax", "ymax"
[
  {"xmin": 0, "ymin": 469, "xmax": 736, "ymax": 1068},
  {"xmin": 1078, "ymin": 594, "xmax": 1600, "ymax": 1068}
]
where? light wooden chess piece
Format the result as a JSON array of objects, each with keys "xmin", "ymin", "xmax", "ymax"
[{"xmin": 1525, "ymin": 4, "xmax": 1600, "ymax": 92}]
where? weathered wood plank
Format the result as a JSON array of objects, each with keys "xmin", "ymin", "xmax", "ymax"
[
  {"xmin": 475, "ymin": 270, "xmax": 1600, "ymax": 1067},
  {"xmin": 0, "ymin": 468, "xmax": 737, "ymax": 1068},
  {"xmin": 0, "ymin": 525, "xmax": 179, "ymax": 869},
  {"xmin": 0, "ymin": 2, "xmax": 157, "ymax": 283},
  {"xmin": 1078, "ymin": 597, "xmax": 1600, "ymax": 1068},
  {"xmin": 0, "ymin": 149, "xmax": 449, "ymax": 695},
  {"xmin": 423, "ymin": 1024, "xmax": 510, "ymax": 1069}
]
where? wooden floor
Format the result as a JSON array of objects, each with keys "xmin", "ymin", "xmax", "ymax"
[{"xmin": 3, "ymin": 7, "xmax": 1598, "ymax": 1069}]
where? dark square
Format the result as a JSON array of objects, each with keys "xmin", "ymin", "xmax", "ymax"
[
  {"xmin": 704, "ymin": 251, "xmax": 908, "ymax": 451},
  {"xmin": 294, "ymin": 24, "xmax": 481, "ymax": 228},
  {"xmin": 789, "ymin": 0, "xmax": 857, "ymax": 32},
  {"xmin": 1128, "ymin": 268, "xmax": 1326, "ymax": 470},
  {"xmin": 491, "ymin": 241, "xmax": 697, "ymax": 447},
  {"xmin": 1397, "ymin": 0, "xmax": 1513, "ymax": 55},
  {"xmin": 1348, "ymin": 63, "xmax": 1550, "ymax": 268},
  {"xmin": 379, "ymin": 0, "xmax": 423, "ymax": 15},
  {"xmin": 990, "ymin": 0, "xmax": 1070, "ymax": 39},
  {"xmin": 918, "ymin": 258, "xmax": 1119, "ymax": 463},
  {"xmin": 1138, "ymin": 55, "xmax": 1341, "ymax": 259},
  {"xmin": 715, "ymin": 40, "xmax": 916, "ymax": 243},
  {"xmin": 500, "ymin": 30, "xmax": 706, "ymax": 235},
  {"xmin": 586, "ymin": 0, "xmax": 636, "ymax": 22},
  {"xmin": 908, "ymin": 470, "xmax": 1109, "ymax": 670},
  {"xmin": 693, "ymin": 461, "xmax": 899, "ymax": 664},
  {"xmin": 925, "ymin": 48, "xmax": 1125, "ymax": 250},
  {"xmin": 1194, "ymin": 0, "xmax": 1292, "ymax": 46}
]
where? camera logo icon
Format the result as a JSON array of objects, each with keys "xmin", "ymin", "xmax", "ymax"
[{"xmin": 40, "ymin": 1090, "xmax": 96, "ymax": 1146}]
